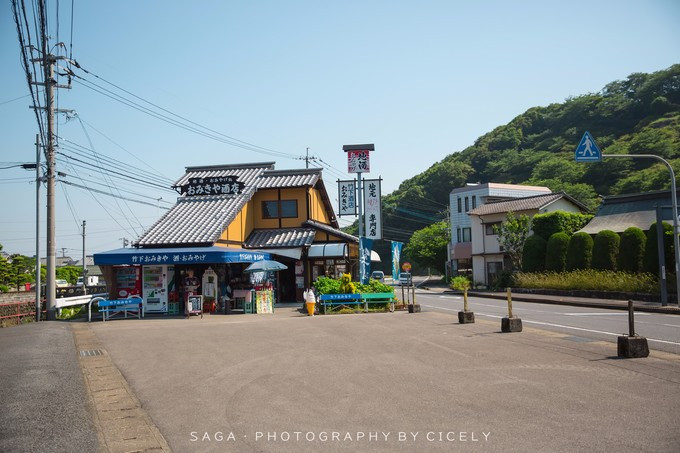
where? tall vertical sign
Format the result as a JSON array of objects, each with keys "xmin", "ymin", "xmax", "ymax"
[
  {"xmin": 343, "ymin": 144, "xmax": 375, "ymax": 285},
  {"xmin": 363, "ymin": 179, "xmax": 382, "ymax": 240},
  {"xmin": 391, "ymin": 241, "xmax": 403, "ymax": 281},
  {"xmin": 337, "ymin": 180, "xmax": 357, "ymax": 216},
  {"xmin": 360, "ymin": 237, "xmax": 373, "ymax": 285}
]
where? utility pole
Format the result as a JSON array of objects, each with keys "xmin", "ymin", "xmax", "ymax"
[
  {"xmin": 30, "ymin": 47, "xmax": 70, "ymax": 321},
  {"xmin": 34, "ymin": 134, "xmax": 41, "ymax": 321},
  {"xmin": 306, "ymin": 147, "xmax": 310, "ymax": 168},
  {"xmin": 81, "ymin": 220, "xmax": 87, "ymax": 295}
]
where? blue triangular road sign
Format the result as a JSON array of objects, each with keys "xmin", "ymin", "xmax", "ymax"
[{"xmin": 574, "ymin": 131, "xmax": 602, "ymax": 162}]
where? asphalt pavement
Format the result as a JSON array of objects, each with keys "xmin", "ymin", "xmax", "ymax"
[{"xmin": 0, "ymin": 321, "xmax": 101, "ymax": 452}]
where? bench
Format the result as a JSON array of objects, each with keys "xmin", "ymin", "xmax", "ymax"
[
  {"xmin": 94, "ymin": 296, "xmax": 144, "ymax": 322},
  {"xmin": 319, "ymin": 293, "xmax": 362, "ymax": 314},
  {"xmin": 360, "ymin": 292, "xmax": 397, "ymax": 313},
  {"xmin": 318, "ymin": 292, "xmax": 396, "ymax": 314}
]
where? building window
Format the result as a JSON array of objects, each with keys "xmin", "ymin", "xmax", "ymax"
[
  {"xmin": 472, "ymin": 195, "xmax": 476, "ymax": 209},
  {"xmin": 262, "ymin": 200, "xmax": 298, "ymax": 219},
  {"xmin": 464, "ymin": 197, "xmax": 469, "ymax": 212},
  {"xmin": 457, "ymin": 228, "xmax": 461, "ymax": 243},
  {"xmin": 457, "ymin": 197, "xmax": 462, "ymax": 213},
  {"xmin": 462, "ymin": 227, "xmax": 471, "ymax": 242},
  {"xmin": 485, "ymin": 222, "xmax": 501, "ymax": 235}
]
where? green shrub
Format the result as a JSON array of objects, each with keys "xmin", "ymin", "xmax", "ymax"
[
  {"xmin": 313, "ymin": 276, "xmax": 341, "ymax": 295},
  {"xmin": 591, "ymin": 230, "xmax": 620, "ymax": 270},
  {"xmin": 522, "ymin": 235, "xmax": 547, "ymax": 272},
  {"xmin": 617, "ymin": 227, "xmax": 646, "ymax": 272},
  {"xmin": 450, "ymin": 275, "xmax": 471, "ymax": 291},
  {"xmin": 566, "ymin": 232, "xmax": 593, "ymax": 270},
  {"xmin": 514, "ymin": 270, "xmax": 658, "ymax": 293},
  {"xmin": 0, "ymin": 285, "xmax": 8, "ymax": 293},
  {"xmin": 531, "ymin": 211, "xmax": 593, "ymax": 240},
  {"xmin": 494, "ymin": 271, "xmax": 515, "ymax": 290},
  {"xmin": 545, "ymin": 233, "xmax": 569, "ymax": 272},
  {"xmin": 356, "ymin": 279, "xmax": 395, "ymax": 294},
  {"xmin": 644, "ymin": 221, "xmax": 673, "ymax": 274}
]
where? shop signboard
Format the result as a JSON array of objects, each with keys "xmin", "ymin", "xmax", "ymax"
[
  {"xmin": 186, "ymin": 295, "xmax": 203, "ymax": 317},
  {"xmin": 256, "ymin": 290, "xmax": 274, "ymax": 314},
  {"xmin": 181, "ymin": 176, "xmax": 245, "ymax": 196},
  {"xmin": 363, "ymin": 179, "xmax": 382, "ymax": 240},
  {"xmin": 338, "ymin": 180, "xmax": 357, "ymax": 216},
  {"xmin": 347, "ymin": 150, "xmax": 370, "ymax": 174}
]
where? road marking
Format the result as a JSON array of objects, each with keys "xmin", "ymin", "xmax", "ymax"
[
  {"xmin": 420, "ymin": 304, "xmax": 680, "ymax": 347},
  {"xmin": 562, "ymin": 312, "xmax": 651, "ymax": 316}
]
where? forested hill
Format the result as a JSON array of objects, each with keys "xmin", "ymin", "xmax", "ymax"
[{"xmin": 368, "ymin": 64, "xmax": 680, "ymax": 248}]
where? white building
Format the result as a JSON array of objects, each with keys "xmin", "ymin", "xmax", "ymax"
[
  {"xmin": 449, "ymin": 183, "xmax": 551, "ymax": 276},
  {"xmin": 467, "ymin": 192, "xmax": 588, "ymax": 286}
]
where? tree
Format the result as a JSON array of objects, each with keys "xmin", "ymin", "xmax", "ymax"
[
  {"xmin": 492, "ymin": 211, "xmax": 531, "ymax": 272},
  {"xmin": 403, "ymin": 221, "xmax": 450, "ymax": 275},
  {"xmin": 618, "ymin": 227, "xmax": 646, "ymax": 272},
  {"xmin": 591, "ymin": 230, "xmax": 621, "ymax": 270}
]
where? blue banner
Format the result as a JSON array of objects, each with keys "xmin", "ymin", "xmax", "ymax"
[
  {"xmin": 360, "ymin": 237, "xmax": 373, "ymax": 284},
  {"xmin": 391, "ymin": 241, "xmax": 403, "ymax": 281}
]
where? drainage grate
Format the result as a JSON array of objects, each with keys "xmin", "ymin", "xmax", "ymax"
[{"xmin": 79, "ymin": 349, "xmax": 103, "ymax": 357}]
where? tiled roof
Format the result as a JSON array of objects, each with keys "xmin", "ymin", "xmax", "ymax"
[
  {"xmin": 304, "ymin": 219, "xmax": 358, "ymax": 243},
  {"xmin": 244, "ymin": 228, "xmax": 316, "ymax": 248},
  {"xmin": 137, "ymin": 163, "xmax": 332, "ymax": 247},
  {"xmin": 467, "ymin": 192, "xmax": 586, "ymax": 216},
  {"xmin": 136, "ymin": 191, "xmax": 254, "ymax": 246},
  {"xmin": 172, "ymin": 162, "xmax": 275, "ymax": 188},
  {"xmin": 258, "ymin": 168, "xmax": 321, "ymax": 188}
]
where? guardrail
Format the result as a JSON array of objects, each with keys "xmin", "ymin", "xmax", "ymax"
[{"xmin": 0, "ymin": 301, "xmax": 43, "ymax": 324}]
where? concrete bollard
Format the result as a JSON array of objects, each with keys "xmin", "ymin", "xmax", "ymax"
[
  {"xmin": 501, "ymin": 287, "xmax": 522, "ymax": 332},
  {"xmin": 617, "ymin": 300, "xmax": 649, "ymax": 358}
]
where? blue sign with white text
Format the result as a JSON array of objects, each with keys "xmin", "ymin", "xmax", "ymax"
[{"xmin": 574, "ymin": 131, "xmax": 602, "ymax": 162}]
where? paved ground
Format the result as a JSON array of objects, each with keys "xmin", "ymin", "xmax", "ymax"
[
  {"xmin": 90, "ymin": 308, "xmax": 680, "ymax": 452},
  {"xmin": 0, "ymin": 322, "xmax": 101, "ymax": 452}
]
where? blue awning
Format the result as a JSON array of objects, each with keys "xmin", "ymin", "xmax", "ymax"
[{"xmin": 93, "ymin": 246, "xmax": 271, "ymax": 266}]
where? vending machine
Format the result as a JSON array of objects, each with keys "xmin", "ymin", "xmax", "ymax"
[
  {"xmin": 114, "ymin": 266, "xmax": 141, "ymax": 298},
  {"xmin": 143, "ymin": 265, "xmax": 170, "ymax": 313}
]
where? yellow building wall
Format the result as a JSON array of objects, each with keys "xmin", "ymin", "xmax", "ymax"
[{"xmin": 215, "ymin": 185, "xmax": 336, "ymax": 244}]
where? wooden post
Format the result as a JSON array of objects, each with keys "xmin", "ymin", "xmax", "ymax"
[{"xmin": 507, "ymin": 287, "xmax": 513, "ymax": 318}]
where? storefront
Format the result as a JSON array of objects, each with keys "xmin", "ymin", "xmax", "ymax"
[{"xmin": 93, "ymin": 162, "xmax": 361, "ymax": 313}]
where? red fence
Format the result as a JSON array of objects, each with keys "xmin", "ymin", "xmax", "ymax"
[{"xmin": 0, "ymin": 301, "xmax": 43, "ymax": 325}]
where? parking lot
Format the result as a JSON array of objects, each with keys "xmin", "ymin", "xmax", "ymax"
[{"xmin": 88, "ymin": 307, "xmax": 680, "ymax": 452}]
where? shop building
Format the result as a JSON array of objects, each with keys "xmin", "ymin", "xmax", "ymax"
[{"xmin": 94, "ymin": 162, "xmax": 360, "ymax": 313}]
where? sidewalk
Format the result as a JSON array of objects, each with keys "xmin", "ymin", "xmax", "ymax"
[{"xmin": 419, "ymin": 278, "xmax": 680, "ymax": 315}]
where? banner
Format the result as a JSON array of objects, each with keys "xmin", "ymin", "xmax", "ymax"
[
  {"xmin": 338, "ymin": 180, "xmax": 357, "ymax": 216},
  {"xmin": 360, "ymin": 237, "xmax": 373, "ymax": 284},
  {"xmin": 347, "ymin": 150, "xmax": 370, "ymax": 173},
  {"xmin": 363, "ymin": 179, "xmax": 382, "ymax": 240},
  {"xmin": 391, "ymin": 241, "xmax": 403, "ymax": 281}
]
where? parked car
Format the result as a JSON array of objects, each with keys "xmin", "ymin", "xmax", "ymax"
[
  {"xmin": 370, "ymin": 271, "xmax": 385, "ymax": 282},
  {"xmin": 55, "ymin": 279, "xmax": 69, "ymax": 287},
  {"xmin": 398, "ymin": 272, "xmax": 412, "ymax": 286}
]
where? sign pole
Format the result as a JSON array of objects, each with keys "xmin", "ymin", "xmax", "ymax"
[{"xmin": 357, "ymin": 171, "xmax": 364, "ymax": 283}]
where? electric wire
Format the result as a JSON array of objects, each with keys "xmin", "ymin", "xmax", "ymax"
[{"xmin": 59, "ymin": 180, "xmax": 172, "ymax": 210}]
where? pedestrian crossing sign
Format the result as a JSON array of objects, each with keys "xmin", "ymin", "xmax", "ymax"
[{"xmin": 574, "ymin": 131, "xmax": 602, "ymax": 162}]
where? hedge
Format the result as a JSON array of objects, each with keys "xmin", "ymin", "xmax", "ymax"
[
  {"xmin": 522, "ymin": 235, "xmax": 547, "ymax": 272},
  {"xmin": 531, "ymin": 211, "xmax": 593, "ymax": 240},
  {"xmin": 644, "ymin": 221, "xmax": 673, "ymax": 274},
  {"xmin": 591, "ymin": 230, "xmax": 620, "ymax": 270},
  {"xmin": 617, "ymin": 227, "xmax": 646, "ymax": 273},
  {"xmin": 566, "ymin": 232, "xmax": 593, "ymax": 270},
  {"xmin": 545, "ymin": 232, "xmax": 570, "ymax": 272}
]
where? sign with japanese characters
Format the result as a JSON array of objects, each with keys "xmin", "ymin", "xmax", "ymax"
[
  {"xmin": 347, "ymin": 150, "xmax": 371, "ymax": 173},
  {"xmin": 363, "ymin": 179, "xmax": 382, "ymax": 240},
  {"xmin": 338, "ymin": 180, "xmax": 357, "ymax": 216},
  {"xmin": 181, "ymin": 176, "xmax": 245, "ymax": 196}
]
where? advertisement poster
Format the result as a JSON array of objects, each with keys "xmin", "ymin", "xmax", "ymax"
[{"xmin": 256, "ymin": 290, "xmax": 274, "ymax": 314}]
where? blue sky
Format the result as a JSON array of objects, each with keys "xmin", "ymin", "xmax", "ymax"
[{"xmin": 1, "ymin": 0, "xmax": 679, "ymax": 257}]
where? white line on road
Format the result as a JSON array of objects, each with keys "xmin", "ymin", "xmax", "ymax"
[
  {"xmin": 420, "ymin": 304, "xmax": 680, "ymax": 347},
  {"xmin": 562, "ymin": 312, "xmax": 650, "ymax": 316}
]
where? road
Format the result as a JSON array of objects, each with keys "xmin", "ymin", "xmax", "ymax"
[{"xmin": 413, "ymin": 289, "xmax": 680, "ymax": 355}]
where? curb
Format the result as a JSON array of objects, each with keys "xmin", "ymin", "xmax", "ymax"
[{"xmin": 467, "ymin": 291, "xmax": 680, "ymax": 315}]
